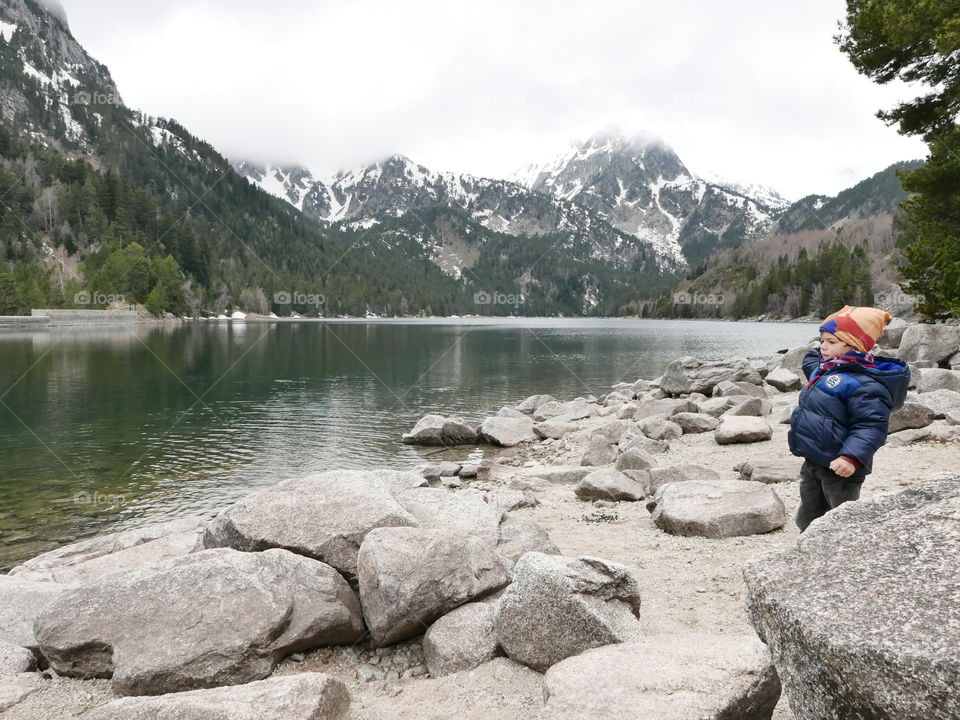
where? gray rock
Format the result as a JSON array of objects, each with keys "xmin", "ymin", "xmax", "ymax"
[
  {"xmin": 620, "ymin": 434, "xmax": 670, "ymax": 454},
  {"xmin": 417, "ymin": 463, "xmax": 441, "ymax": 481},
  {"xmin": 591, "ymin": 420, "xmax": 628, "ymax": 444},
  {"xmin": 950, "ymin": 350, "xmax": 960, "ymax": 370},
  {"xmin": 778, "ymin": 405, "xmax": 795, "ymax": 424},
  {"xmin": 614, "ymin": 448, "xmax": 658, "ymax": 473},
  {"xmin": 917, "ymin": 368, "xmax": 960, "ymax": 394},
  {"xmin": 533, "ymin": 420, "xmax": 575, "ymax": 440},
  {"xmin": 402, "ymin": 415, "xmax": 478, "ymax": 445},
  {"xmin": 485, "ymin": 489, "xmax": 540, "ymax": 513},
  {"xmin": 522, "ymin": 466, "xmax": 592, "ymax": 485},
  {"xmin": 648, "ymin": 480, "xmax": 786, "ymax": 538},
  {"xmin": 541, "ymin": 635, "xmax": 780, "ymax": 720},
  {"xmin": 531, "ymin": 401, "xmax": 563, "ymax": 421},
  {"xmin": 356, "ymin": 527, "xmax": 511, "ymax": 647},
  {"xmin": 671, "ymin": 411, "xmax": 719, "ymax": 433},
  {"xmin": 203, "ymin": 470, "xmax": 420, "ymax": 581},
  {"xmin": 739, "ymin": 459, "xmax": 803, "ymax": 484},
  {"xmin": 8, "ymin": 518, "xmax": 204, "ymax": 585},
  {"xmin": 494, "ymin": 515, "xmax": 561, "ymax": 565},
  {"xmin": 84, "ymin": 672, "xmax": 351, "ymax": 720},
  {"xmin": 632, "ymin": 398, "xmax": 697, "ymax": 420},
  {"xmin": 574, "ymin": 468, "xmax": 645, "ymax": 502},
  {"xmin": 397, "ymin": 487, "xmax": 502, "ymax": 547},
  {"xmin": 438, "ymin": 461, "xmax": 461, "ymax": 477},
  {"xmin": 478, "ymin": 416, "xmax": 538, "ymax": 447},
  {"xmin": 441, "ymin": 477, "xmax": 462, "ymax": 489},
  {"xmin": 0, "ymin": 674, "xmax": 45, "ymax": 714},
  {"xmin": 515, "ymin": 394, "xmax": 557, "ymax": 414},
  {"xmin": 776, "ymin": 342, "xmax": 819, "ymax": 376},
  {"xmin": 0, "ymin": 576, "xmax": 73, "ymax": 652},
  {"xmin": 616, "ymin": 402, "xmax": 641, "ymax": 419},
  {"xmin": 0, "ymin": 641, "xmax": 36, "ymax": 676},
  {"xmin": 459, "ymin": 464, "xmax": 479, "ymax": 478},
  {"xmin": 886, "ymin": 425, "xmax": 960, "ymax": 447},
  {"xmin": 722, "ymin": 396, "xmax": 767, "ymax": 417},
  {"xmin": 915, "ymin": 388, "xmax": 960, "ymax": 424},
  {"xmin": 551, "ymin": 400, "xmax": 602, "ymax": 424},
  {"xmin": 715, "ymin": 416, "xmax": 773, "ymax": 444},
  {"xmin": 645, "ymin": 464, "xmax": 722, "ymax": 496},
  {"xmin": 695, "ymin": 395, "xmax": 740, "ymax": 418},
  {"xmin": 580, "ymin": 435, "xmax": 619, "ymax": 466},
  {"xmin": 496, "ymin": 406, "xmax": 529, "ymax": 420},
  {"xmin": 638, "ymin": 417, "xmax": 683, "ymax": 441},
  {"xmin": 879, "ymin": 316, "xmax": 908, "ymax": 348},
  {"xmin": 660, "ymin": 356, "xmax": 763, "ymax": 395},
  {"xmin": 34, "ymin": 548, "xmax": 365, "ymax": 695},
  {"xmin": 713, "ymin": 380, "xmax": 768, "ymax": 398},
  {"xmin": 423, "ymin": 603, "xmax": 501, "ymax": 678},
  {"xmin": 744, "ymin": 478, "xmax": 960, "ymax": 720},
  {"xmin": 493, "ymin": 553, "xmax": 642, "ymax": 672},
  {"xmin": 898, "ymin": 324, "xmax": 960, "ymax": 364},
  {"xmin": 888, "ymin": 401, "xmax": 937, "ymax": 433},
  {"xmin": 765, "ymin": 367, "xmax": 802, "ymax": 392}
]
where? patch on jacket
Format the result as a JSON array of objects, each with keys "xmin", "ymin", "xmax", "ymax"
[
  {"xmin": 817, "ymin": 372, "xmax": 862, "ymax": 399},
  {"xmin": 825, "ymin": 375, "xmax": 841, "ymax": 389}
]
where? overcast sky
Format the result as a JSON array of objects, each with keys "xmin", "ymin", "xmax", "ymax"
[{"xmin": 59, "ymin": 0, "xmax": 927, "ymax": 199}]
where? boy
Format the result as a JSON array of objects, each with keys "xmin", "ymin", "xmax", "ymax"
[{"xmin": 788, "ymin": 305, "xmax": 910, "ymax": 532}]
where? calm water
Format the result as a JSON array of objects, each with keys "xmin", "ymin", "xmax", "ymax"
[{"xmin": 0, "ymin": 318, "xmax": 817, "ymax": 569}]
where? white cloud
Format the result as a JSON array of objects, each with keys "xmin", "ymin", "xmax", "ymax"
[{"xmin": 62, "ymin": 0, "xmax": 926, "ymax": 199}]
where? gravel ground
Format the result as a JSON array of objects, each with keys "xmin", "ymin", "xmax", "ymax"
[{"xmin": 6, "ymin": 386, "xmax": 960, "ymax": 719}]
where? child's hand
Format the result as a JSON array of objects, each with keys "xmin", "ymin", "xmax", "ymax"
[{"xmin": 829, "ymin": 457, "xmax": 856, "ymax": 478}]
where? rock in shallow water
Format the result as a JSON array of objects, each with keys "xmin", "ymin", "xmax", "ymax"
[
  {"xmin": 542, "ymin": 634, "xmax": 780, "ymax": 720},
  {"xmin": 744, "ymin": 478, "xmax": 960, "ymax": 720}
]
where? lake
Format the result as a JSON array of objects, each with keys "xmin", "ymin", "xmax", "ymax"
[{"xmin": 0, "ymin": 318, "xmax": 817, "ymax": 569}]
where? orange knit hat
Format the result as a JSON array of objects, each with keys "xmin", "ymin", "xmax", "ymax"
[{"xmin": 819, "ymin": 306, "xmax": 892, "ymax": 352}]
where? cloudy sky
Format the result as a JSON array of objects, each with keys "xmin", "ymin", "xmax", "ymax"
[{"xmin": 59, "ymin": 0, "xmax": 926, "ymax": 199}]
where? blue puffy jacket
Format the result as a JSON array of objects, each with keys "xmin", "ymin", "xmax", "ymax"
[{"xmin": 787, "ymin": 349, "xmax": 910, "ymax": 474}]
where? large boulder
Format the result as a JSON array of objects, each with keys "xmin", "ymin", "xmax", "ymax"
[
  {"xmin": 695, "ymin": 395, "xmax": 740, "ymax": 418},
  {"xmin": 202, "ymin": 470, "xmax": 420, "ymax": 581},
  {"xmin": 776, "ymin": 342, "xmax": 819, "ymax": 376},
  {"xmin": 917, "ymin": 368, "xmax": 960, "ymax": 394},
  {"xmin": 574, "ymin": 468, "xmax": 645, "ymax": 502},
  {"xmin": 356, "ymin": 527, "xmax": 510, "ymax": 647},
  {"xmin": 614, "ymin": 448, "xmax": 658, "ymax": 473},
  {"xmin": 541, "ymin": 635, "xmax": 780, "ymax": 720},
  {"xmin": 765, "ymin": 367, "xmax": 802, "ymax": 392},
  {"xmin": 648, "ymin": 480, "xmax": 786, "ymax": 538},
  {"xmin": 478, "ymin": 416, "xmax": 538, "ymax": 447},
  {"xmin": 888, "ymin": 401, "xmax": 937, "ymax": 433},
  {"xmin": 34, "ymin": 548, "xmax": 364, "ymax": 695},
  {"xmin": 494, "ymin": 516, "xmax": 561, "ymax": 565},
  {"xmin": 533, "ymin": 420, "xmax": 575, "ymax": 440},
  {"xmin": 715, "ymin": 416, "xmax": 773, "ymax": 444},
  {"xmin": 0, "ymin": 576, "xmax": 73, "ymax": 652},
  {"xmin": 898, "ymin": 324, "xmax": 960, "ymax": 364},
  {"xmin": 402, "ymin": 415, "xmax": 478, "ymax": 445},
  {"xmin": 916, "ymin": 388, "xmax": 960, "ymax": 424},
  {"xmin": 423, "ymin": 603, "xmax": 501, "ymax": 678},
  {"xmin": 9, "ymin": 518, "xmax": 204, "ymax": 585},
  {"xmin": 878, "ymin": 316, "xmax": 908, "ymax": 348},
  {"xmin": 744, "ymin": 478, "xmax": 960, "ymax": 720},
  {"xmin": 722, "ymin": 396, "xmax": 767, "ymax": 417},
  {"xmin": 670, "ymin": 411, "xmax": 719, "ymax": 433},
  {"xmin": 739, "ymin": 458, "xmax": 803, "ymax": 484},
  {"xmin": 84, "ymin": 672, "xmax": 350, "ymax": 720},
  {"xmin": 579, "ymin": 435, "xmax": 618, "ymax": 466},
  {"xmin": 632, "ymin": 398, "xmax": 696, "ymax": 420},
  {"xmin": 493, "ymin": 553, "xmax": 641, "ymax": 672},
  {"xmin": 660, "ymin": 356, "xmax": 762, "ymax": 396},
  {"xmin": 396, "ymin": 487, "xmax": 502, "ymax": 547}
]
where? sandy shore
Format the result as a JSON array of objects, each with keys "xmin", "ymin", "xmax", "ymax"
[{"xmin": 6, "ymin": 386, "xmax": 960, "ymax": 719}]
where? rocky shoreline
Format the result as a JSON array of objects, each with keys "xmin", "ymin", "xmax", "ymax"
[{"xmin": 2, "ymin": 322, "xmax": 959, "ymax": 719}]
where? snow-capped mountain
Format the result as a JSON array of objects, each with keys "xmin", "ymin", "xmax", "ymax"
[
  {"xmin": 237, "ymin": 129, "xmax": 790, "ymax": 272},
  {"xmin": 513, "ymin": 129, "xmax": 791, "ymax": 266}
]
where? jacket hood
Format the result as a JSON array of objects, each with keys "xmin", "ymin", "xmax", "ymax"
[{"xmin": 856, "ymin": 354, "xmax": 911, "ymax": 408}]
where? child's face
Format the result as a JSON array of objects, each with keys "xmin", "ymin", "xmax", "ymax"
[{"xmin": 819, "ymin": 331, "xmax": 852, "ymax": 359}]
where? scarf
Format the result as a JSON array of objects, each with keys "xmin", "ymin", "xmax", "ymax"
[{"xmin": 806, "ymin": 351, "xmax": 878, "ymax": 390}]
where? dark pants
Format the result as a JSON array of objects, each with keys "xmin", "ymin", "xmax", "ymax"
[{"xmin": 796, "ymin": 460, "xmax": 864, "ymax": 532}]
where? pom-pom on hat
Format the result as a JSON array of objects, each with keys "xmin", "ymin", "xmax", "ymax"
[{"xmin": 819, "ymin": 305, "xmax": 892, "ymax": 352}]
